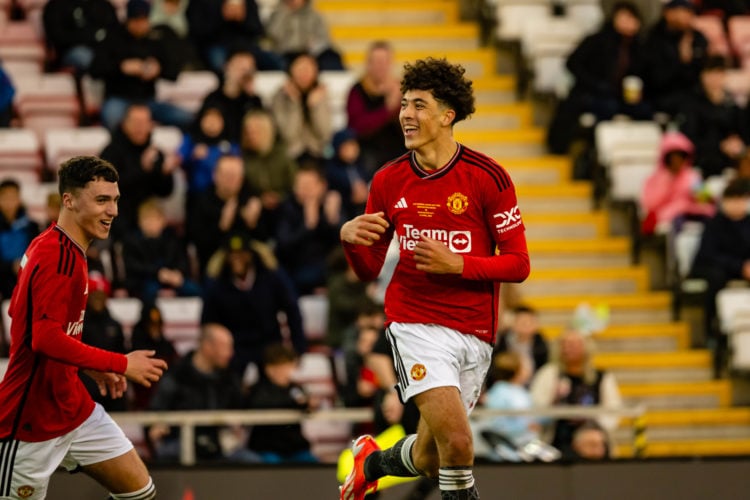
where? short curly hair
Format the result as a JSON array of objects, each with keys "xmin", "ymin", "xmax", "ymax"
[{"xmin": 400, "ymin": 57, "xmax": 476, "ymax": 124}]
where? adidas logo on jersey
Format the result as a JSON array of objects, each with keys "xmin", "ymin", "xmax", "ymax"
[{"xmin": 394, "ymin": 197, "xmax": 408, "ymax": 209}]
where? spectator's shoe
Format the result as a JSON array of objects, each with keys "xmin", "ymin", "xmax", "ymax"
[{"xmin": 339, "ymin": 434, "xmax": 380, "ymax": 500}]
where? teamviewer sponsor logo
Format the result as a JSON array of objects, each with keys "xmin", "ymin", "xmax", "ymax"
[
  {"xmin": 399, "ymin": 224, "xmax": 472, "ymax": 253},
  {"xmin": 493, "ymin": 206, "xmax": 522, "ymax": 233}
]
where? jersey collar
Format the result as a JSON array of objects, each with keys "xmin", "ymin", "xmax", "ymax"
[
  {"xmin": 53, "ymin": 223, "xmax": 87, "ymax": 256},
  {"xmin": 409, "ymin": 143, "xmax": 462, "ymax": 180}
]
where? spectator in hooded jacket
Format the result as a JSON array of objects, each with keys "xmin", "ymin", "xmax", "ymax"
[
  {"xmin": 99, "ymin": 103, "xmax": 177, "ymax": 238},
  {"xmin": 90, "ymin": 0, "xmax": 192, "ymax": 130},
  {"xmin": 641, "ymin": 0, "xmax": 708, "ymax": 117},
  {"xmin": 42, "ymin": 0, "xmax": 120, "ymax": 73},
  {"xmin": 640, "ymin": 131, "xmax": 716, "ymax": 235},
  {"xmin": 0, "ymin": 179, "xmax": 40, "ymax": 299},
  {"xmin": 325, "ymin": 128, "xmax": 369, "ymax": 217}
]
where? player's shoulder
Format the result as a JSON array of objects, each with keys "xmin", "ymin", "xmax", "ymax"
[
  {"xmin": 459, "ymin": 145, "xmax": 514, "ymax": 192},
  {"xmin": 372, "ymin": 151, "xmax": 411, "ymax": 182},
  {"xmin": 24, "ymin": 226, "xmax": 81, "ymax": 278}
]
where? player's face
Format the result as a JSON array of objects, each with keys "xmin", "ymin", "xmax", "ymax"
[
  {"xmin": 400, "ymin": 89, "xmax": 453, "ymax": 151},
  {"xmin": 66, "ymin": 178, "xmax": 119, "ymax": 242}
]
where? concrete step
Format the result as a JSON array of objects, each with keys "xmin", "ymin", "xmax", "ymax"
[
  {"xmin": 595, "ymin": 351, "xmax": 713, "ymax": 383},
  {"xmin": 503, "ymin": 156, "xmax": 572, "ymax": 186},
  {"xmin": 523, "ymin": 212, "xmax": 608, "ymax": 240},
  {"xmin": 527, "ymin": 292, "xmax": 674, "ymax": 326},
  {"xmin": 344, "ymin": 48, "xmax": 497, "ymax": 78},
  {"xmin": 619, "ymin": 380, "xmax": 733, "ymax": 409},
  {"xmin": 545, "ymin": 323, "xmax": 691, "ymax": 352},
  {"xmin": 472, "ymin": 76, "xmax": 517, "ymax": 105},
  {"xmin": 330, "ymin": 23, "xmax": 480, "ymax": 52},
  {"xmin": 522, "ymin": 266, "xmax": 650, "ymax": 296},
  {"xmin": 516, "ymin": 183, "xmax": 593, "ymax": 213},
  {"xmin": 459, "ymin": 103, "xmax": 533, "ymax": 130},
  {"xmin": 455, "ymin": 128, "xmax": 547, "ymax": 158},
  {"xmin": 529, "ymin": 238, "xmax": 631, "ymax": 269},
  {"xmin": 319, "ymin": 0, "xmax": 459, "ymax": 26}
]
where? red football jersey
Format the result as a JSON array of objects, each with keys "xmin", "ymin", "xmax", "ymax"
[
  {"xmin": 344, "ymin": 145, "xmax": 530, "ymax": 345},
  {"xmin": 0, "ymin": 224, "xmax": 127, "ymax": 442}
]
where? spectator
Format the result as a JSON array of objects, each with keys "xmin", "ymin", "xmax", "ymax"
[
  {"xmin": 275, "ymin": 158, "xmax": 343, "ymax": 295},
  {"xmin": 265, "ymin": 0, "xmax": 345, "ymax": 71},
  {"xmin": 99, "ymin": 103, "xmax": 177, "ymax": 238},
  {"xmin": 681, "ymin": 56, "xmax": 746, "ymax": 179},
  {"xmin": 325, "ymin": 248, "xmax": 375, "ymax": 350},
  {"xmin": 241, "ymin": 108, "xmax": 298, "ymax": 232},
  {"xmin": 200, "ymin": 49, "xmax": 264, "ymax": 143},
  {"xmin": 90, "ymin": 0, "xmax": 192, "ymax": 130},
  {"xmin": 340, "ymin": 301, "xmax": 385, "ymax": 407},
  {"xmin": 271, "ymin": 53, "xmax": 333, "ymax": 160},
  {"xmin": 530, "ymin": 330, "xmax": 622, "ymax": 457},
  {"xmin": 79, "ymin": 272, "xmax": 127, "ymax": 412},
  {"xmin": 149, "ymin": 0, "xmax": 198, "ymax": 72},
  {"xmin": 641, "ymin": 0, "xmax": 708, "ymax": 117},
  {"xmin": 0, "ymin": 179, "xmax": 40, "ymax": 299},
  {"xmin": 493, "ymin": 305, "xmax": 549, "ymax": 382},
  {"xmin": 640, "ymin": 131, "xmax": 716, "ymax": 236},
  {"xmin": 602, "ymin": 0, "xmax": 663, "ymax": 27},
  {"xmin": 325, "ymin": 128, "xmax": 369, "ymax": 217},
  {"xmin": 697, "ymin": 0, "xmax": 749, "ymax": 19},
  {"xmin": 245, "ymin": 343, "xmax": 318, "ymax": 463},
  {"xmin": 43, "ymin": 191, "xmax": 62, "ymax": 228},
  {"xmin": 473, "ymin": 351, "xmax": 540, "ymax": 462},
  {"xmin": 148, "ymin": 323, "xmax": 248, "ymax": 462},
  {"xmin": 186, "ymin": 154, "xmax": 262, "ymax": 275},
  {"xmin": 186, "ymin": 0, "xmax": 284, "ymax": 73},
  {"xmin": 0, "ymin": 64, "xmax": 14, "ymax": 127},
  {"xmin": 121, "ymin": 199, "xmax": 201, "ymax": 302},
  {"xmin": 568, "ymin": 420, "xmax": 610, "ymax": 461},
  {"xmin": 690, "ymin": 179, "xmax": 750, "ymax": 343},
  {"xmin": 346, "ymin": 40, "xmax": 405, "ymax": 177},
  {"xmin": 179, "ymin": 105, "xmax": 241, "ymax": 205},
  {"xmin": 130, "ymin": 302, "xmax": 179, "ymax": 410},
  {"xmin": 42, "ymin": 0, "xmax": 120, "ymax": 74},
  {"xmin": 201, "ymin": 232, "xmax": 307, "ymax": 378},
  {"xmin": 547, "ymin": 1, "xmax": 650, "ymax": 154}
]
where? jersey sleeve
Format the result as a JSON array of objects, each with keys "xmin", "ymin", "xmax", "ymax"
[
  {"xmin": 342, "ymin": 171, "xmax": 394, "ymax": 282},
  {"xmin": 461, "ymin": 170, "xmax": 530, "ymax": 282},
  {"xmin": 28, "ymin": 255, "xmax": 128, "ymax": 374}
]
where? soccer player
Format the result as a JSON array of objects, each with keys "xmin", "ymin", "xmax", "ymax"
[
  {"xmin": 339, "ymin": 58, "xmax": 530, "ymax": 500},
  {"xmin": 0, "ymin": 156, "xmax": 168, "ymax": 500}
]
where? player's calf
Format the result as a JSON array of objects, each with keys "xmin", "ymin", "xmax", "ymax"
[{"xmin": 108, "ymin": 477, "xmax": 156, "ymax": 499}]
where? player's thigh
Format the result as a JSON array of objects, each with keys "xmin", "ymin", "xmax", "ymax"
[
  {"xmin": 81, "ymin": 448, "xmax": 150, "ymax": 494},
  {"xmin": 413, "ymin": 386, "xmax": 473, "ymax": 466},
  {"xmin": 0, "ymin": 437, "xmax": 70, "ymax": 500}
]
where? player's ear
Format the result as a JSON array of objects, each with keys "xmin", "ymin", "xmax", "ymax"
[
  {"xmin": 62, "ymin": 192, "xmax": 75, "ymax": 210},
  {"xmin": 442, "ymin": 108, "xmax": 455, "ymax": 126}
]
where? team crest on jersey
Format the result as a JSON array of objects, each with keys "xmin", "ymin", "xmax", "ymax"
[
  {"xmin": 446, "ymin": 192, "xmax": 469, "ymax": 215},
  {"xmin": 17, "ymin": 485, "xmax": 35, "ymax": 498},
  {"xmin": 410, "ymin": 363, "xmax": 427, "ymax": 381}
]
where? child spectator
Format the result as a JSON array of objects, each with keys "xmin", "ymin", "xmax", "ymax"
[
  {"xmin": 569, "ymin": 420, "xmax": 610, "ymax": 461},
  {"xmin": 641, "ymin": 131, "xmax": 716, "ymax": 235},
  {"xmin": 245, "ymin": 343, "xmax": 318, "ymax": 463},
  {"xmin": 121, "ymin": 198, "xmax": 201, "ymax": 302},
  {"xmin": 325, "ymin": 128, "xmax": 369, "ymax": 217},
  {"xmin": 494, "ymin": 305, "xmax": 549, "ymax": 381},
  {"xmin": 0, "ymin": 179, "xmax": 40, "ymax": 299}
]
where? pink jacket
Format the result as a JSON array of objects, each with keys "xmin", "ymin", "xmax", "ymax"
[{"xmin": 641, "ymin": 132, "xmax": 716, "ymax": 230}]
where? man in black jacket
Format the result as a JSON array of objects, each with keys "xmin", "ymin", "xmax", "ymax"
[{"xmin": 90, "ymin": 0, "xmax": 192, "ymax": 130}]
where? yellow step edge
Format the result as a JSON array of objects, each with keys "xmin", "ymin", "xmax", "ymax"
[
  {"xmin": 503, "ymin": 155, "xmax": 572, "ymax": 169},
  {"xmin": 331, "ymin": 23, "xmax": 478, "ymax": 39},
  {"xmin": 528, "ymin": 292, "xmax": 673, "ymax": 310},
  {"xmin": 617, "ymin": 440, "xmax": 750, "ymax": 458},
  {"xmin": 344, "ymin": 48, "xmax": 495, "ymax": 66},
  {"xmin": 517, "ymin": 182, "xmax": 591, "ymax": 198},
  {"xmin": 618, "ymin": 380, "xmax": 732, "ymax": 407},
  {"xmin": 473, "ymin": 103, "xmax": 534, "ymax": 116},
  {"xmin": 528, "ymin": 237, "xmax": 630, "ymax": 253},
  {"xmin": 544, "ymin": 322, "xmax": 691, "ymax": 349},
  {"xmin": 472, "ymin": 76, "xmax": 516, "ymax": 91},
  {"xmin": 528, "ymin": 266, "xmax": 650, "ymax": 292},
  {"xmin": 523, "ymin": 213, "xmax": 608, "ymax": 237},
  {"xmin": 455, "ymin": 128, "xmax": 545, "ymax": 144},
  {"xmin": 621, "ymin": 408, "xmax": 750, "ymax": 427},
  {"xmin": 593, "ymin": 350, "xmax": 712, "ymax": 369}
]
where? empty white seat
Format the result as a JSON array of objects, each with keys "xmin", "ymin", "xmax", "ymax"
[
  {"xmin": 107, "ymin": 297, "xmax": 143, "ymax": 340},
  {"xmin": 253, "ymin": 71, "xmax": 287, "ymax": 107},
  {"xmin": 293, "ymin": 352, "xmax": 336, "ymax": 400},
  {"xmin": 156, "ymin": 71, "xmax": 219, "ymax": 114},
  {"xmin": 0, "ymin": 356, "xmax": 9, "ymax": 381},
  {"xmin": 595, "ymin": 120, "xmax": 662, "ymax": 168},
  {"xmin": 151, "ymin": 125, "xmax": 184, "ymax": 154},
  {"xmin": 44, "ymin": 127, "xmax": 111, "ymax": 171},
  {"xmin": 496, "ymin": 4, "xmax": 551, "ymax": 42},
  {"xmin": 609, "ymin": 161, "xmax": 654, "ymax": 203},
  {"xmin": 20, "ymin": 181, "xmax": 56, "ymax": 224},
  {"xmin": 319, "ymin": 70, "xmax": 358, "ymax": 131},
  {"xmin": 298, "ymin": 294, "xmax": 329, "ymax": 342},
  {"xmin": 155, "ymin": 296, "xmax": 203, "ymax": 355},
  {"xmin": 717, "ymin": 287, "xmax": 750, "ymax": 334},
  {"xmin": 0, "ymin": 128, "xmax": 42, "ymax": 171}
]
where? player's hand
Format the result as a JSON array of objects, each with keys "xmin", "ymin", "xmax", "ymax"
[
  {"xmin": 125, "ymin": 350, "xmax": 167, "ymax": 387},
  {"xmin": 340, "ymin": 212, "xmax": 389, "ymax": 246},
  {"xmin": 84, "ymin": 370, "xmax": 128, "ymax": 399},
  {"xmin": 413, "ymin": 235, "xmax": 464, "ymax": 274}
]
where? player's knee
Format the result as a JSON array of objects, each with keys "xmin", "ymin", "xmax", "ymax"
[
  {"xmin": 109, "ymin": 477, "xmax": 156, "ymax": 499},
  {"xmin": 440, "ymin": 432, "xmax": 474, "ymax": 465}
]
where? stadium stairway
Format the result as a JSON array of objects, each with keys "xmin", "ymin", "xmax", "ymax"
[{"xmin": 318, "ymin": 0, "xmax": 750, "ymax": 459}]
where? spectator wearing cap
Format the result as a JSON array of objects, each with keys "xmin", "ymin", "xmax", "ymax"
[
  {"xmin": 186, "ymin": 0, "xmax": 284, "ymax": 74},
  {"xmin": 185, "ymin": 154, "xmax": 263, "ymax": 277},
  {"xmin": 0, "ymin": 179, "xmax": 40, "ymax": 300},
  {"xmin": 90, "ymin": 0, "xmax": 193, "ymax": 130},
  {"xmin": 42, "ymin": 0, "xmax": 120, "ymax": 74},
  {"xmin": 79, "ymin": 272, "xmax": 128, "ymax": 412},
  {"xmin": 325, "ymin": 128, "xmax": 368, "ymax": 217},
  {"xmin": 641, "ymin": 0, "xmax": 708, "ymax": 117},
  {"xmin": 201, "ymin": 232, "xmax": 307, "ymax": 379}
]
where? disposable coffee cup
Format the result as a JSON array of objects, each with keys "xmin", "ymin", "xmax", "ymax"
[{"xmin": 623, "ymin": 75, "xmax": 643, "ymax": 104}]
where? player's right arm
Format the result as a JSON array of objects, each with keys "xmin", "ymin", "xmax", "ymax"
[{"xmin": 341, "ymin": 211, "xmax": 391, "ymax": 282}]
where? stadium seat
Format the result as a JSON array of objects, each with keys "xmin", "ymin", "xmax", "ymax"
[
  {"xmin": 566, "ymin": 2, "xmax": 604, "ymax": 33},
  {"xmin": 520, "ymin": 17, "xmax": 583, "ymax": 96},
  {"xmin": 152, "ymin": 125, "xmax": 184, "ymax": 154},
  {"xmin": 728, "ymin": 15, "xmax": 750, "ymax": 68},
  {"xmin": 608, "ymin": 160, "xmax": 654, "ymax": 205},
  {"xmin": 0, "ymin": 128, "xmax": 43, "ymax": 173},
  {"xmin": 253, "ymin": 70, "xmax": 287, "ymax": 107},
  {"xmin": 43, "ymin": 127, "xmax": 111, "ymax": 172},
  {"xmin": 1, "ymin": 299, "xmax": 9, "ymax": 345},
  {"xmin": 716, "ymin": 287, "xmax": 750, "ymax": 370},
  {"xmin": 80, "ymin": 75, "xmax": 105, "ymax": 118},
  {"xmin": 156, "ymin": 71, "xmax": 219, "ymax": 114},
  {"xmin": 594, "ymin": 120, "xmax": 662, "ymax": 168},
  {"xmin": 13, "ymin": 73, "xmax": 80, "ymax": 140},
  {"xmin": 107, "ymin": 297, "xmax": 143, "ymax": 343},
  {"xmin": 19, "ymin": 181, "xmax": 57, "ymax": 224},
  {"xmin": 155, "ymin": 296, "xmax": 203, "ymax": 355},
  {"xmin": 0, "ymin": 19, "xmax": 44, "ymax": 70},
  {"xmin": 0, "ymin": 356, "xmax": 8, "ymax": 380},
  {"xmin": 692, "ymin": 15, "xmax": 731, "ymax": 57},
  {"xmin": 319, "ymin": 70, "xmax": 358, "ymax": 131},
  {"xmin": 298, "ymin": 294, "xmax": 329, "ymax": 342}
]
